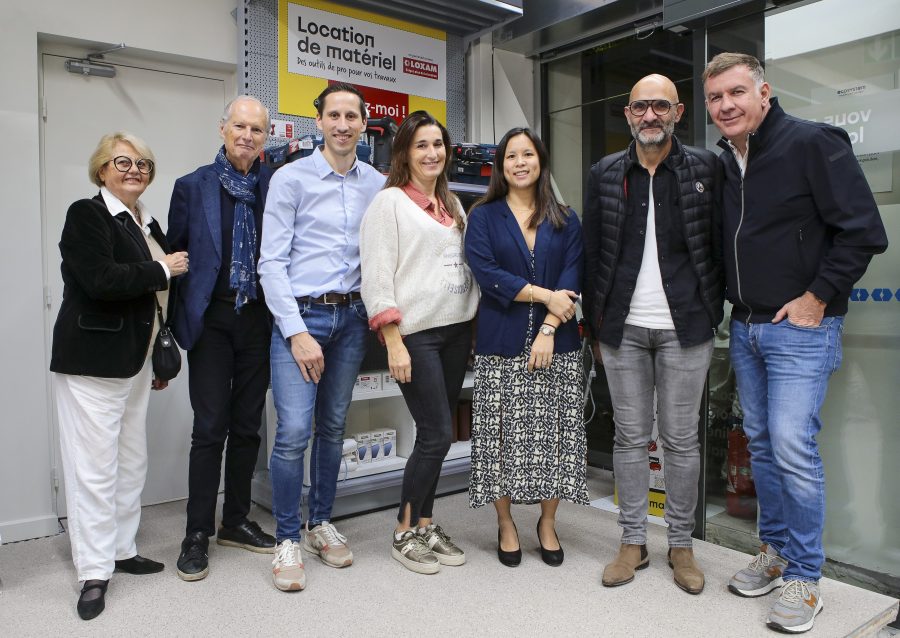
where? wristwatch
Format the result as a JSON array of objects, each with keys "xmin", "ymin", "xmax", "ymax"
[{"xmin": 539, "ymin": 324, "xmax": 556, "ymax": 336}]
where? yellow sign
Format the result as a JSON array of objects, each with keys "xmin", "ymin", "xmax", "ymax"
[{"xmin": 278, "ymin": 0, "xmax": 447, "ymax": 123}]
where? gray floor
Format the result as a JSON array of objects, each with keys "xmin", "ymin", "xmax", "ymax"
[{"xmin": 1, "ymin": 485, "xmax": 897, "ymax": 637}]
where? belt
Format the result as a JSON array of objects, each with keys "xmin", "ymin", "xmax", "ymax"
[{"xmin": 296, "ymin": 292, "xmax": 361, "ymax": 305}]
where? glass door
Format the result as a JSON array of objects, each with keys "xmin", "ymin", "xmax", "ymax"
[{"xmin": 701, "ymin": 1, "xmax": 900, "ymax": 585}]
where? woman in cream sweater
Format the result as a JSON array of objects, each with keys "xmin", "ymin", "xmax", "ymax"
[{"xmin": 360, "ymin": 111, "xmax": 479, "ymax": 575}]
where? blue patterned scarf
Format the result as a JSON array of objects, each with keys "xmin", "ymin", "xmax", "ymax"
[{"xmin": 214, "ymin": 146, "xmax": 259, "ymax": 311}]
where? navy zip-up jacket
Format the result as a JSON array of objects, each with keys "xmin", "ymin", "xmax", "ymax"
[{"xmin": 718, "ymin": 97, "xmax": 888, "ymax": 323}]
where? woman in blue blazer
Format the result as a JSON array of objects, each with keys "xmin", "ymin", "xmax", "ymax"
[{"xmin": 465, "ymin": 128, "xmax": 588, "ymax": 568}]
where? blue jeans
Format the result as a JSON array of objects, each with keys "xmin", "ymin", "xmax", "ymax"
[
  {"xmin": 269, "ymin": 299, "xmax": 368, "ymax": 542},
  {"xmin": 729, "ymin": 317, "xmax": 843, "ymax": 581},
  {"xmin": 599, "ymin": 326, "xmax": 713, "ymax": 547}
]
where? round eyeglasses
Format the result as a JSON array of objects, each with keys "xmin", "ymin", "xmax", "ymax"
[
  {"xmin": 110, "ymin": 156, "xmax": 154, "ymax": 175},
  {"xmin": 626, "ymin": 99, "xmax": 678, "ymax": 117}
]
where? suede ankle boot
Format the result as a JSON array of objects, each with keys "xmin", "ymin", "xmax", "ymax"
[
  {"xmin": 668, "ymin": 547, "xmax": 705, "ymax": 594},
  {"xmin": 602, "ymin": 543, "xmax": 649, "ymax": 587}
]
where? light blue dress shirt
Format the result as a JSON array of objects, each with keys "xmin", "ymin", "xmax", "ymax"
[{"xmin": 259, "ymin": 147, "xmax": 385, "ymax": 338}]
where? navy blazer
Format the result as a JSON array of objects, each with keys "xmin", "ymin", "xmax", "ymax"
[
  {"xmin": 50, "ymin": 194, "xmax": 171, "ymax": 377},
  {"xmin": 465, "ymin": 198, "xmax": 583, "ymax": 356},
  {"xmin": 166, "ymin": 162, "xmax": 273, "ymax": 351}
]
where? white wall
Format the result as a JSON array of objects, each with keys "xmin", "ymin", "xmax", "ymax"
[
  {"xmin": 0, "ymin": 1, "xmax": 237, "ymax": 543},
  {"xmin": 466, "ymin": 37, "xmax": 536, "ymax": 143}
]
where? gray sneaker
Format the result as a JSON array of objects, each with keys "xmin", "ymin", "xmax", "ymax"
[
  {"xmin": 303, "ymin": 522, "xmax": 353, "ymax": 568},
  {"xmin": 728, "ymin": 543, "xmax": 787, "ymax": 597},
  {"xmin": 418, "ymin": 524, "xmax": 465, "ymax": 566},
  {"xmin": 391, "ymin": 530, "xmax": 440, "ymax": 574},
  {"xmin": 767, "ymin": 579, "xmax": 823, "ymax": 633}
]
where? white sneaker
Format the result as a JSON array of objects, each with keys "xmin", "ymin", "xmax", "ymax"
[{"xmin": 272, "ymin": 540, "xmax": 305, "ymax": 592}]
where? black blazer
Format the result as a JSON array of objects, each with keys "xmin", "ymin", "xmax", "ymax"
[{"xmin": 50, "ymin": 194, "xmax": 171, "ymax": 378}]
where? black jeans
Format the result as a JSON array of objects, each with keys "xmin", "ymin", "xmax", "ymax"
[
  {"xmin": 185, "ymin": 299, "xmax": 271, "ymax": 536},
  {"xmin": 397, "ymin": 321, "xmax": 472, "ymax": 526}
]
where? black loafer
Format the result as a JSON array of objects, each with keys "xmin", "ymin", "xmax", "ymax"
[
  {"xmin": 216, "ymin": 520, "xmax": 275, "ymax": 553},
  {"xmin": 176, "ymin": 531, "xmax": 209, "ymax": 582},
  {"xmin": 77, "ymin": 579, "xmax": 108, "ymax": 621},
  {"xmin": 115, "ymin": 555, "xmax": 164, "ymax": 575},
  {"xmin": 537, "ymin": 519, "xmax": 564, "ymax": 567},
  {"xmin": 497, "ymin": 527, "xmax": 522, "ymax": 567}
]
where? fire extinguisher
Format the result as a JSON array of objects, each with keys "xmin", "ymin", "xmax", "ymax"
[{"xmin": 726, "ymin": 418, "xmax": 757, "ymax": 519}]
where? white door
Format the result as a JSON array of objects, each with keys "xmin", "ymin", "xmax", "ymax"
[{"xmin": 41, "ymin": 46, "xmax": 232, "ymax": 515}]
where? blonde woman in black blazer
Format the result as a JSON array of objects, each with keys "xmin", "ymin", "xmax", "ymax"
[{"xmin": 50, "ymin": 132, "xmax": 188, "ymax": 620}]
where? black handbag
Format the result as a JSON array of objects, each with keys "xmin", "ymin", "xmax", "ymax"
[{"xmin": 152, "ymin": 296, "xmax": 181, "ymax": 381}]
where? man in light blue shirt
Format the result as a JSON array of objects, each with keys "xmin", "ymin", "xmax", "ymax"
[{"xmin": 258, "ymin": 83, "xmax": 385, "ymax": 592}]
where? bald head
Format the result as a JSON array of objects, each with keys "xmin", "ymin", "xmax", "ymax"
[
  {"xmin": 630, "ymin": 74, "xmax": 679, "ymax": 103},
  {"xmin": 624, "ymin": 74, "xmax": 684, "ymax": 151}
]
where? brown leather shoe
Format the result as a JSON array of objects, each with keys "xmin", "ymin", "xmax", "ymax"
[
  {"xmin": 602, "ymin": 544, "xmax": 649, "ymax": 587},
  {"xmin": 668, "ymin": 547, "xmax": 705, "ymax": 594}
]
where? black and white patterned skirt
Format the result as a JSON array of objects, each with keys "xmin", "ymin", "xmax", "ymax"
[{"xmin": 468, "ymin": 350, "xmax": 589, "ymax": 507}]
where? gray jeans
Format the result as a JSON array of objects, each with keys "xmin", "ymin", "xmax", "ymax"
[{"xmin": 599, "ymin": 325, "xmax": 713, "ymax": 547}]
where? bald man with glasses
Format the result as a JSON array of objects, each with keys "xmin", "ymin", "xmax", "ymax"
[{"xmin": 582, "ymin": 74, "xmax": 724, "ymax": 594}]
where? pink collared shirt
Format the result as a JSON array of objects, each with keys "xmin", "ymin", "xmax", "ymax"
[{"xmin": 401, "ymin": 182, "xmax": 454, "ymax": 227}]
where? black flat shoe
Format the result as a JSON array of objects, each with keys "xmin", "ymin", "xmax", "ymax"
[
  {"xmin": 497, "ymin": 525, "xmax": 522, "ymax": 567},
  {"xmin": 77, "ymin": 579, "xmax": 108, "ymax": 621},
  {"xmin": 537, "ymin": 519, "xmax": 564, "ymax": 567},
  {"xmin": 115, "ymin": 555, "xmax": 164, "ymax": 575}
]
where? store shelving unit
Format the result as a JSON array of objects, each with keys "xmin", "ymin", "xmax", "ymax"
[{"xmin": 250, "ymin": 371, "xmax": 474, "ymax": 517}]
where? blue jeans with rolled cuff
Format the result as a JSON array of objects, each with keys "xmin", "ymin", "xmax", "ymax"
[{"xmin": 269, "ymin": 298, "xmax": 368, "ymax": 542}]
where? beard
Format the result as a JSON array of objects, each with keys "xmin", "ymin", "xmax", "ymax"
[{"xmin": 631, "ymin": 117, "xmax": 676, "ymax": 148}]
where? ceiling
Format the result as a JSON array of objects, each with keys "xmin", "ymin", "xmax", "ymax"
[{"xmin": 335, "ymin": 0, "xmax": 523, "ymax": 37}]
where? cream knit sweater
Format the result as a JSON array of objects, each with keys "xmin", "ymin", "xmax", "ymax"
[{"xmin": 360, "ymin": 187, "xmax": 480, "ymax": 336}]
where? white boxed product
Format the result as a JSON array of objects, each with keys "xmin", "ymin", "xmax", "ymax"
[
  {"xmin": 355, "ymin": 432, "xmax": 372, "ymax": 463},
  {"xmin": 382, "ymin": 429, "xmax": 397, "ymax": 459},
  {"xmin": 382, "ymin": 372, "xmax": 399, "ymax": 390},
  {"xmin": 368, "ymin": 430, "xmax": 384, "ymax": 461},
  {"xmin": 355, "ymin": 373, "xmax": 381, "ymax": 392}
]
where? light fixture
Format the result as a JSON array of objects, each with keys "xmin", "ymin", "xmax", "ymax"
[{"xmin": 65, "ymin": 43, "xmax": 126, "ymax": 79}]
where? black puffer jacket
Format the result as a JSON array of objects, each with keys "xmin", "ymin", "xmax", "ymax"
[{"xmin": 582, "ymin": 137, "xmax": 724, "ymax": 338}]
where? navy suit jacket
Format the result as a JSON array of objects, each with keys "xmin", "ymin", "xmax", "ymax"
[
  {"xmin": 166, "ymin": 162, "xmax": 273, "ymax": 350},
  {"xmin": 464, "ymin": 198, "xmax": 583, "ymax": 357}
]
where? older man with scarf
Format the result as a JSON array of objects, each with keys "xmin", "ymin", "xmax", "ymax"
[{"xmin": 167, "ymin": 95, "xmax": 276, "ymax": 582}]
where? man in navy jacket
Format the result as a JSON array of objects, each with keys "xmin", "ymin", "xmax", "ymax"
[
  {"xmin": 167, "ymin": 95, "xmax": 276, "ymax": 581},
  {"xmin": 703, "ymin": 53, "xmax": 887, "ymax": 634}
]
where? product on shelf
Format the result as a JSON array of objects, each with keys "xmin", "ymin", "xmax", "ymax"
[
  {"xmin": 356, "ymin": 432, "xmax": 372, "ymax": 463},
  {"xmin": 355, "ymin": 373, "xmax": 382, "ymax": 392},
  {"xmin": 382, "ymin": 429, "xmax": 396, "ymax": 458},
  {"xmin": 369, "ymin": 430, "xmax": 384, "ymax": 461}
]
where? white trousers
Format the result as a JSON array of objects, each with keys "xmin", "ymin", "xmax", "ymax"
[{"xmin": 55, "ymin": 356, "xmax": 152, "ymax": 582}]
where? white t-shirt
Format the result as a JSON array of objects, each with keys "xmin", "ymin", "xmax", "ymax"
[{"xmin": 625, "ymin": 176, "xmax": 675, "ymax": 330}]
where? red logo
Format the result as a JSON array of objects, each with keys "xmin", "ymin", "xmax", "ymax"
[{"xmin": 403, "ymin": 57, "xmax": 439, "ymax": 80}]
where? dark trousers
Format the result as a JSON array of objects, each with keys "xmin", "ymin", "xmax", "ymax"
[
  {"xmin": 397, "ymin": 321, "xmax": 472, "ymax": 526},
  {"xmin": 185, "ymin": 299, "xmax": 271, "ymax": 536}
]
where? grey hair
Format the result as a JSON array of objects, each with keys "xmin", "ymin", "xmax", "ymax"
[
  {"xmin": 702, "ymin": 52, "xmax": 766, "ymax": 88},
  {"xmin": 221, "ymin": 95, "xmax": 271, "ymax": 132}
]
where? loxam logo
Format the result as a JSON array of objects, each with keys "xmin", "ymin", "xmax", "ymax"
[{"xmin": 850, "ymin": 288, "xmax": 899, "ymax": 302}]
